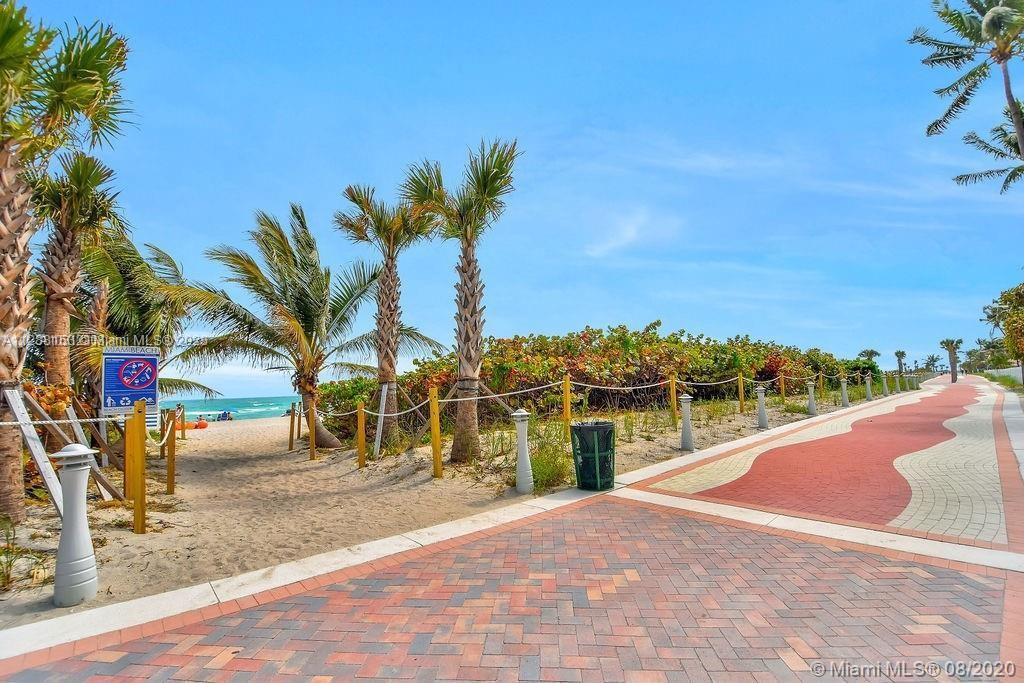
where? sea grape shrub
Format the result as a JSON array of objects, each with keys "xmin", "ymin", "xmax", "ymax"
[
  {"xmin": 317, "ymin": 376, "xmax": 377, "ymax": 438},
  {"xmin": 319, "ymin": 322, "xmax": 851, "ymax": 428}
]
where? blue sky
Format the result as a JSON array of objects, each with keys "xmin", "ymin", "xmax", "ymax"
[{"xmin": 35, "ymin": 1, "xmax": 1024, "ymax": 397}]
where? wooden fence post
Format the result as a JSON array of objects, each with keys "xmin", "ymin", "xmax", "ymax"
[
  {"xmin": 668, "ymin": 375, "xmax": 678, "ymax": 429},
  {"xmin": 429, "ymin": 387, "xmax": 442, "ymax": 478},
  {"xmin": 288, "ymin": 401, "xmax": 295, "ymax": 451},
  {"xmin": 131, "ymin": 400, "xmax": 147, "ymax": 534},
  {"xmin": 738, "ymin": 373, "xmax": 745, "ymax": 413},
  {"xmin": 166, "ymin": 416, "xmax": 176, "ymax": 495},
  {"xmin": 780, "ymin": 374, "xmax": 786, "ymax": 402},
  {"xmin": 562, "ymin": 374, "xmax": 571, "ymax": 439},
  {"xmin": 307, "ymin": 397, "xmax": 316, "ymax": 460},
  {"xmin": 356, "ymin": 401, "xmax": 366, "ymax": 467},
  {"xmin": 818, "ymin": 371, "xmax": 825, "ymax": 400}
]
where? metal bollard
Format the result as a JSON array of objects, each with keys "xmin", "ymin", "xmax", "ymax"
[
  {"xmin": 513, "ymin": 409, "xmax": 533, "ymax": 494},
  {"xmin": 865, "ymin": 375, "xmax": 873, "ymax": 401},
  {"xmin": 680, "ymin": 394, "xmax": 694, "ymax": 451},
  {"xmin": 840, "ymin": 379, "xmax": 850, "ymax": 408},
  {"xmin": 51, "ymin": 444, "xmax": 99, "ymax": 607},
  {"xmin": 806, "ymin": 381, "xmax": 817, "ymax": 416},
  {"xmin": 755, "ymin": 386, "xmax": 768, "ymax": 430}
]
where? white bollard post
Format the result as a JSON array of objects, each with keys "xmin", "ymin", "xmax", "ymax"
[
  {"xmin": 882, "ymin": 373, "xmax": 889, "ymax": 396},
  {"xmin": 679, "ymin": 394, "xmax": 694, "ymax": 451},
  {"xmin": 865, "ymin": 375, "xmax": 873, "ymax": 401},
  {"xmin": 840, "ymin": 379, "xmax": 850, "ymax": 408},
  {"xmin": 513, "ymin": 409, "xmax": 533, "ymax": 494},
  {"xmin": 755, "ymin": 386, "xmax": 768, "ymax": 430},
  {"xmin": 51, "ymin": 444, "xmax": 99, "ymax": 607},
  {"xmin": 806, "ymin": 381, "xmax": 817, "ymax": 416}
]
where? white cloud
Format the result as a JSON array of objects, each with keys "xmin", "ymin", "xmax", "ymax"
[{"xmin": 584, "ymin": 208, "xmax": 682, "ymax": 258}]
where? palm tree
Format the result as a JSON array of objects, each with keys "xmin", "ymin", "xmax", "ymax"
[
  {"xmin": 924, "ymin": 353, "xmax": 942, "ymax": 371},
  {"xmin": 0, "ymin": 5, "xmax": 128, "ymax": 523},
  {"xmin": 858, "ymin": 349, "xmax": 881, "ymax": 362},
  {"xmin": 910, "ymin": 1, "xmax": 1024, "ymax": 160},
  {"xmin": 402, "ymin": 140, "xmax": 520, "ymax": 463},
  {"xmin": 940, "ymin": 338, "xmax": 964, "ymax": 382},
  {"xmin": 333, "ymin": 185, "xmax": 440, "ymax": 443},
  {"xmin": 895, "ymin": 350, "xmax": 908, "ymax": 376},
  {"xmin": 76, "ymin": 236, "xmax": 217, "ymax": 403},
  {"xmin": 32, "ymin": 153, "xmax": 126, "ymax": 386},
  {"xmin": 177, "ymin": 204, "xmax": 379, "ymax": 449},
  {"xmin": 955, "ymin": 103, "xmax": 1024, "ymax": 191}
]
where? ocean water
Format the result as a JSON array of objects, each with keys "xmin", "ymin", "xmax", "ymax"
[{"xmin": 172, "ymin": 395, "xmax": 299, "ymax": 421}]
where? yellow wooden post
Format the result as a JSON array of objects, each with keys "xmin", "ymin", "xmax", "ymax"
[
  {"xmin": 131, "ymin": 400, "xmax": 147, "ymax": 534},
  {"xmin": 668, "ymin": 375, "xmax": 678, "ymax": 429},
  {"xmin": 307, "ymin": 397, "xmax": 316, "ymax": 460},
  {"xmin": 738, "ymin": 373, "xmax": 745, "ymax": 413},
  {"xmin": 288, "ymin": 401, "xmax": 295, "ymax": 451},
  {"xmin": 562, "ymin": 374, "xmax": 571, "ymax": 439},
  {"xmin": 179, "ymin": 406, "xmax": 186, "ymax": 440},
  {"xmin": 123, "ymin": 413, "xmax": 135, "ymax": 500},
  {"xmin": 166, "ymin": 415, "xmax": 176, "ymax": 495},
  {"xmin": 356, "ymin": 401, "xmax": 366, "ymax": 467},
  {"xmin": 818, "ymin": 371, "xmax": 825, "ymax": 400},
  {"xmin": 779, "ymin": 374, "xmax": 786, "ymax": 402},
  {"xmin": 429, "ymin": 387, "xmax": 442, "ymax": 478}
]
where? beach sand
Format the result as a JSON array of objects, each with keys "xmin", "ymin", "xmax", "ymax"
[{"xmin": 2, "ymin": 393, "xmax": 854, "ymax": 628}]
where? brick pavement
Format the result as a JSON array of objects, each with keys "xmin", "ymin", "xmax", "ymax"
[{"xmin": 7, "ymin": 498, "xmax": 1012, "ymax": 681}]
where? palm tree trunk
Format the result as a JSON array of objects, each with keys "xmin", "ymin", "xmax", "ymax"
[
  {"xmin": 450, "ymin": 240, "xmax": 483, "ymax": 463},
  {"xmin": 376, "ymin": 254, "xmax": 400, "ymax": 443},
  {"xmin": 0, "ymin": 140, "xmax": 39, "ymax": 523},
  {"xmin": 1000, "ymin": 61, "xmax": 1024, "ymax": 159},
  {"xmin": 949, "ymin": 351, "xmax": 958, "ymax": 383},
  {"xmin": 39, "ymin": 222, "xmax": 82, "ymax": 386},
  {"xmin": 299, "ymin": 390, "xmax": 342, "ymax": 449}
]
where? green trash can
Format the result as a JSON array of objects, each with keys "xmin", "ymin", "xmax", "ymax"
[{"xmin": 570, "ymin": 420, "xmax": 616, "ymax": 491}]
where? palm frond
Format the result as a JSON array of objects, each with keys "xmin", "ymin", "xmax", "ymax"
[
  {"xmin": 1000, "ymin": 164, "xmax": 1024, "ymax": 192},
  {"xmin": 157, "ymin": 377, "xmax": 220, "ymax": 399},
  {"xmin": 927, "ymin": 75, "xmax": 984, "ymax": 135},
  {"xmin": 954, "ymin": 167, "xmax": 1014, "ymax": 185}
]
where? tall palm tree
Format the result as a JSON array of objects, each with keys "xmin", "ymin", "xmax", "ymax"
[
  {"xmin": 858, "ymin": 349, "xmax": 881, "ymax": 362},
  {"xmin": 402, "ymin": 140, "xmax": 520, "ymax": 463},
  {"xmin": 895, "ymin": 350, "xmax": 908, "ymax": 376},
  {"xmin": 333, "ymin": 185, "xmax": 439, "ymax": 443},
  {"xmin": 75, "ymin": 236, "xmax": 216, "ymax": 403},
  {"xmin": 32, "ymin": 152, "xmax": 125, "ymax": 386},
  {"xmin": 910, "ymin": 1, "xmax": 1024, "ymax": 160},
  {"xmin": 176, "ymin": 204, "xmax": 379, "ymax": 449},
  {"xmin": 924, "ymin": 353, "xmax": 942, "ymax": 371},
  {"xmin": 955, "ymin": 102, "xmax": 1024, "ymax": 191},
  {"xmin": 0, "ymin": 4, "xmax": 128, "ymax": 523},
  {"xmin": 940, "ymin": 338, "xmax": 964, "ymax": 382}
]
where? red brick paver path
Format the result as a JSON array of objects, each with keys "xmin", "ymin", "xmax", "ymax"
[
  {"xmin": 12, "ymin": 499, "xmax": 1009, "ymax": 682},
  {"xmin": 696, "ymin": 383, "xmax": 977, "ymax": 526}
]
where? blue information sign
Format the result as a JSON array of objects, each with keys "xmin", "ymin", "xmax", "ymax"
[{"xmin": 101, "ymin": 346, "xmax": 160, "ymax": 416}]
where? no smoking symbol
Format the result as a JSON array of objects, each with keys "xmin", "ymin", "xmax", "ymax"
[{"xmin": 118, "ymin": 358, "xmax": 156, "ymax": 389}]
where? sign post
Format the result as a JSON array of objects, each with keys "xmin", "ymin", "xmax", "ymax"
[{"xmin": 101, "ymin": 346, "xmax": 160, "ymax": 419}]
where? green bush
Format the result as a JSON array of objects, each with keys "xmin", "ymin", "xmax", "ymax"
[
  {"xmin": 318, "ymin": 376, "xmax": 377, "ymax": 437},
  {"xmin": 528, "ymin": 420, "xmax": 573, "ymax": 493}
]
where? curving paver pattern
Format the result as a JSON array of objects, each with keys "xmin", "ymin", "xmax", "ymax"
[
  {"xmin": 890, "ymin": 384, "xmax": 1005, "ymax": 543},
  {"xmin": 651, "ymin": 381, "xmax": 1009, "ymax": 542}
]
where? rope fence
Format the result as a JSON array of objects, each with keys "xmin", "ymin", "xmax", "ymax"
[{"xmin": 299, "ymin": 368, "xmax": 928, "ymax": 480}]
